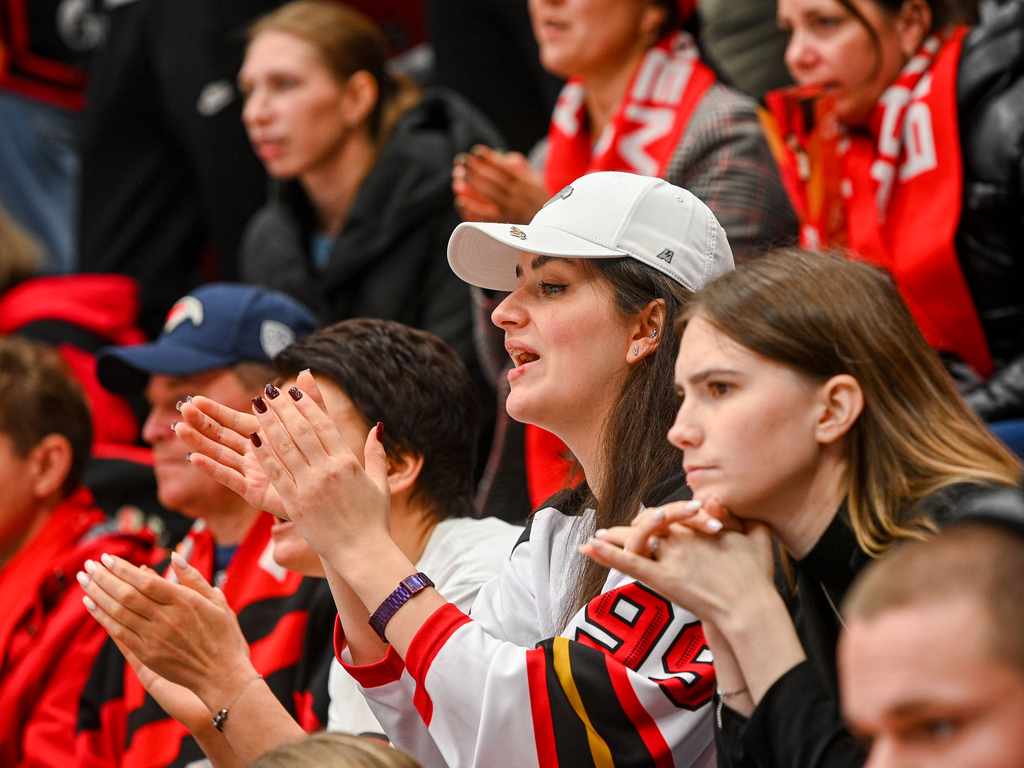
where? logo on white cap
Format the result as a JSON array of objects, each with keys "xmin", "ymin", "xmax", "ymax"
[
  {"xmin": 510, "ymin": 226, "xmax": 527, "ymax": 240},
  {"xmin": 542, "ymin": 185, "xmax": 574, "ymax": 209},
  {"xmin": 260, "ymin": 320, "xmax": 295, "ymax": 359},
  {"xmin": 163, "ymin": 297, "xmax": 204, "ymax": 333},
  {"xmin": 656, "ymin": 248, "xmax": 675, "ymax": 263}
]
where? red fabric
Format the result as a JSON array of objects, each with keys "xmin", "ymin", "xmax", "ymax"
[
  {"xmin": 605, "ymin": 657, "xmax": 673, "ymax": 768},
  {"xmin": 0, "ymin": 274, "xmax": 147, "ymax": 446},
  {"xmin": 525, "ymin": 647, "xmax": 558, "ymax": 768},
  {"xmin": 764, "ymin": 29, "xmax": 992, "ymax": 377},
  {"xmin": 403, "ymin": 603, "xmax": 472, "ymax": 726},
  {"xmin": 103, "ymin": 513, "xmax": 327, "ymax": 768},
  {"xmin": 335, "ymin": 618, "xmax": 407, "ymax": 688},
  {"xmin": 525, "ymin": 425, "xmax": 576, "ymax": 510},
  {"xmin": 544, "ymin": 31, "xmax": 715, "ymax": 194},
  {"xmin": 0, "ymin": 489, "xmax": 157, "ymax": 768},
  {"xmin": 0, "ymin": 0, "xmax": 86, "ymax": 110}
]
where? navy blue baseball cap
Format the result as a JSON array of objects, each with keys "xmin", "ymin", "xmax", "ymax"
[{"xmin": 97, "ymin": 283, "xmax": 319, "ymax": 395}]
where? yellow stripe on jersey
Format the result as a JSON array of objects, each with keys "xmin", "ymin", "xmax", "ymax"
[{"xmin": 551, "ymin": 636, "xmax": 615, "ymax": 767}]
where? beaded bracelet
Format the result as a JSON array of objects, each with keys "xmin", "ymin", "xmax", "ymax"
[{"xmin": 212, "ymin": 672, "xmax": 263, "ymax": 732}]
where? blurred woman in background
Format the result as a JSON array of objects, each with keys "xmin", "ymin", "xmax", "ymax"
[{"xmin": 764, "ymin": 0, "xmax": 1024, "ymax": 453}]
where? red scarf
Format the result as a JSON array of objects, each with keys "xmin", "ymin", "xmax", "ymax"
[
  {"xmin": 764, "ymin": 28, "xmax": 992, "ymax": 377},
  {"xmin": 544, "ymin": 30, "xmax": 716, "ymax": 193}
]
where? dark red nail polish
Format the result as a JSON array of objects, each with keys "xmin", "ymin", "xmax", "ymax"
[
  {"xmin": 252, "ymin": 395, "xmax": 268, "ymax": 414},
  {"xmin": 376, "ymin": 422, "xmax": 384, "ymax": 442},
  {"xmin": 265, "ymin": 383, "xmax": 280, "ymax": 399},
  {"xmin": 249, "ymin": 432, "xmax": 262, "ymax": 448},
  {"xmin": 288, "ymin": 386, "xmax": 302, "ymax": 401}
]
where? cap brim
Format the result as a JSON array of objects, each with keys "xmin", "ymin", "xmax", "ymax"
[
  {"xmin": 97, "ymin": 342, "xmax": 237, "ymax": 395},
  {"xmin": 448, "ymin": 222, "xmax": 628, "ymax": 291}
]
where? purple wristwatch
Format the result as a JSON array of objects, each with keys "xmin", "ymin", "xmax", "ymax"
[{"xmin": 368, "ymin": 572, "xmax": 435, "ymax": 642}]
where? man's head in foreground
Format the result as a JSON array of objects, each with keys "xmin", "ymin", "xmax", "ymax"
[
  {"xmin": 97, "ymin": 284, "xmax": 317, "ymax": 525},
  {"xmin": 840, "ymin": 519, "xmax": 1024, "ymax": 768}
]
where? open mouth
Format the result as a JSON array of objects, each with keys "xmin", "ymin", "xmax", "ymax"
[{"xmin": 509, "ymin": 349, "xmax": 540, "ymax": 367}]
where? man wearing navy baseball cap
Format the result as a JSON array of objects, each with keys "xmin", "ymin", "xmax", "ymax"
[{"xmin": 79, "ymin": 284, "xmax": 335, "ymax": 768}]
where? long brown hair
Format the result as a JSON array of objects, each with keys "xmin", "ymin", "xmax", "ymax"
[
  {"xmin": 561, "ymin": 257, "xmax": 693, "ymax": 625},
  {"xmin": 248, "ymin": 0, "xmax": 420, "ymax": 147},
  {"xmin": 677, "ymin": 248, "xmax": 1021, "ymax": 556}
]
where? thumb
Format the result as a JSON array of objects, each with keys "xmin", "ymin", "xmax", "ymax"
[
  {"xmin": 169, "ymin": 551, "xmax": 218, "ymax": 600},
  {"xmin": 364, "ymin": 422, "xmax": 390, "ymax": 496}
]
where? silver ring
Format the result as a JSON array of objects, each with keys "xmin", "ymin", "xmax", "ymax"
[{"xmin": 648, "ymin": 536, "xmax": 660, "ymax": 558}]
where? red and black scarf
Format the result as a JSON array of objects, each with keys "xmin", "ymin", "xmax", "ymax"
[
  {"xmin": 544, "ymin": 30, "xmax": 716, "ymax": 194},
  {"xmin": 77, "ymin": 513, "xmax": 335, "ymax": 768},
  {"xmin": 763, "ymin": 28, "xmax": 992, "ymax": 377}
]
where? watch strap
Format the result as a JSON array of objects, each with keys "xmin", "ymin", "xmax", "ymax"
[{"xmin": 368, "ymin": 572, "xmax": 435, "ymax": 642}]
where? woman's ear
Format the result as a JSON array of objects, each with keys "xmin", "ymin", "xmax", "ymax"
[
  {"xmin": 385, "ymin": 450, "xmax": 425, "ymax": 496},
  {"xmin": 814, "ymin": 374, "xmax": 864, "ymax": 445},
  {"xmin": 640, "ymin": 1, "xmax": 670, "ymax": 43},
  {"xmin": 626, "ymin": 299, "xmax": 667, "ymax": 364},
  {"xmin": 28, "ymin": 434, "xmax": 73, "ymax": 500},
  {"xmin": 342, "ymin": 70, "xmax": 379, "ymax": 129},
  {"xmin": 896, "ymin": 0, "xmax": 932, "ymax": 58}
]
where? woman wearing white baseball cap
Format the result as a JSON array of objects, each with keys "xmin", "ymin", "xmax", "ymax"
[{"xmin": 185, "ymin": 171, "xmax": 735, "ymax": 767}]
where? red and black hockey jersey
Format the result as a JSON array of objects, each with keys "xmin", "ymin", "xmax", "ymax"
[
  {"xmin": 338, "ymin": 478, "xmax": 719, "ymax": 768},
  {"xmin": 75, "ymin": 512, "xmax": 336, "ymax": 768},
  {"xmin": 0, "ymin": 488, "xmax": 158, "ymax": 768}
]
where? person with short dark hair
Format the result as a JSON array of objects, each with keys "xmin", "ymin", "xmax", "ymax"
[
  {"xmin": 0, "ymin": 337, "xmax": 157, "ymax": 768},
  {"xmin": 75, "ymin": 283, "xmax": 333, "ymax": 768},
  {"xmin": 840, "ymin": 518, "xmax": 1024, "ymax": 768},
  {"xmin": 76, "ymin": 319, "xmax": 521, "ymax": 764}
]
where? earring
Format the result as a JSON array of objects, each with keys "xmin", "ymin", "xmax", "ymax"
[
  {"xmin": 649, "ymin": 328, "xmax": 658, "ymax": 338},
  {"xmin": 632, "ymin": 346, "xmax": 640, "ymax": 356}
]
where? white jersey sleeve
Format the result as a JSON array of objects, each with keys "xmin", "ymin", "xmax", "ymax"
[
  {"xmin": 327, "ymin": 516, "xmax": 523, "ymax": 739},
  {"xmin": 337, "ymin": 508, "xmax": 717, "ymax": 768}
]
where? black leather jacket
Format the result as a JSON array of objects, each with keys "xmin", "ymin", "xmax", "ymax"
[{"xmin": 955, "ymin": 0, "xmax": 1024, "ymax": 421}]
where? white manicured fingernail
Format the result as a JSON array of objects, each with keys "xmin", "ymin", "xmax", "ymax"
[
  {"xmin": 101, "ymin": 553, "xmax": 115, "ymax": 569},
  {"xmin": 84, "ymin": 559, "xmax": 97, "ymax": 575},
  {"xmin": 650, "ymin": 507, "xmax": 664, "ymax": 521},
  {"xmin": 171, "ymin": 551, "xmax": 188, "ymax": 569},
  {"xmin": 686, "ymin": 500, "xmax": 702, "ymax": 512},
  {"xmin": 594, "ymin": 528, "xmax": 608, "ymax": 539},
  {"xmin": 706, "ymin": 518, "xmax": 723, "ymax": 533},
  {"xmin": 83, "ymin": 595, "xmax": 97, "ymax": 611},
  {"xmin": 77, "ymin": 571, "xmax": 90, "ymax": 587}
]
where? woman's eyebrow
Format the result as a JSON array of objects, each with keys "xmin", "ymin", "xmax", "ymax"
[{"xmin": 687, "ymin": 368, "xmax": 743, "ymax": 384}]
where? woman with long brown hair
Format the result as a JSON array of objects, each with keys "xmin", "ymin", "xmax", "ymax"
[
  {"xmin": 585, "ymin": 248, "xmax": 1023, "ymax": 768},
  {"xmin": 177, "ymin": 172, "xmax": 735, "ymax": 767}
]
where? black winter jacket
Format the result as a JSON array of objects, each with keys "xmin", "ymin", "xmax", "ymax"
[
  {"xmin": 714, "ymin": 482, "xmax": 1024, "ymax": 768},
  {"xmin": 240, "ymin": 88, "xmax": 503, "ymax": 379},
  {"xmin": 955, "ymin": 0, "xmax": 1024, "ymax": 421}
]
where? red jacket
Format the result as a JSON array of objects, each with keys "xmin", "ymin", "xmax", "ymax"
[
  {"xmin": 0, "ymin": 274, "xmax": 147, "ymax": 448},
  {"xmin": 0, "ymin": 488, "xmax": 158, "ymax": 768}
]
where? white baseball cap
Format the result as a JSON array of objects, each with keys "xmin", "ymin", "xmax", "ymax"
[{"xmin": 447, "ymin": 171, "xmax": 734, "ymax": 292}]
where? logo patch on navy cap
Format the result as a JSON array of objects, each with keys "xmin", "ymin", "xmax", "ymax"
[
  {"xmin": 163, "ymin": 297, "xmax": 204, "ymax": 333},
  {"xmin": 510, "ymin": 226, "xmax": 527, "ymax": 240},
  {"xmin": 260, "ymin": 320, "xmax": 295, "ymax": 359}
]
